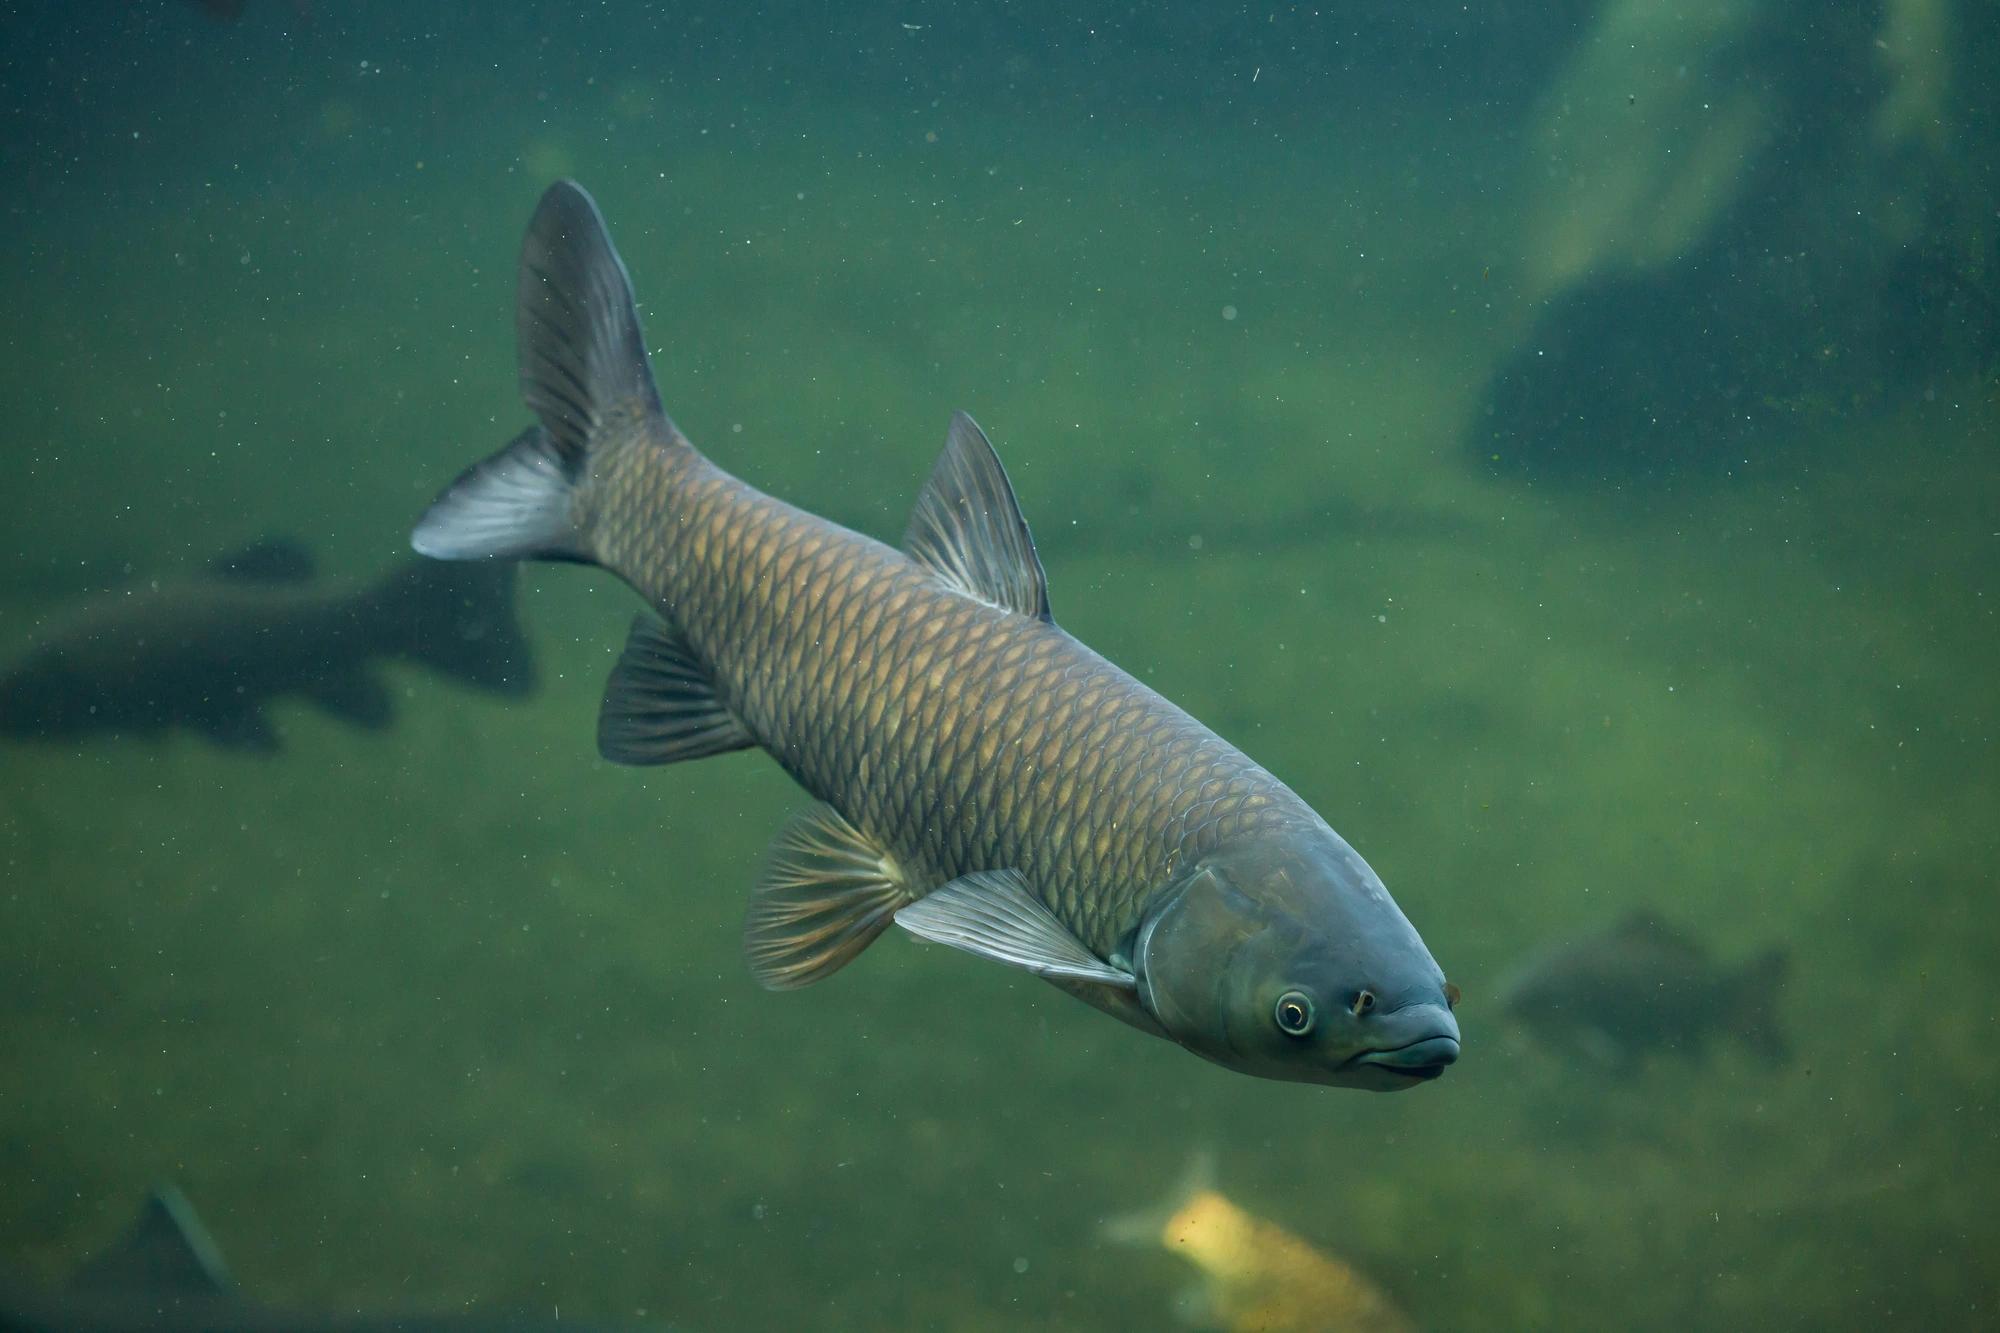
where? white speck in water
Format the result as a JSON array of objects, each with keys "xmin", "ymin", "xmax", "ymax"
[
  {"xmin": 1221, "ymin": 305, "xmax": 1238, "ymax": 321},
  {"xmin": 1012, "ymin": 1257, "xmax": 1029, "ymax": 1275}
]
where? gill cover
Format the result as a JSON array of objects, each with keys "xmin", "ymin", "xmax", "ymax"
[{"xmin": 1135, "ymin": 834, "xmax": 1460, "ymax": 1090}]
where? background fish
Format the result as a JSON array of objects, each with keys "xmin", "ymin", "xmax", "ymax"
[
  {"xmin": 0, "ymin": 1184, "xmax": 651, "ymax": 1332},
  {"xmin": 0, "ymin": 539, "xmax": 535, "ymax": 753},
  {"xmin": 1108, "ymin": 1164, "xmax": 1416, "ymax": 1333},
  {"xmin": 1498, "ymin": 909, "xmax": 1789, "ymax": 1068},
  {"xmin": 410, "ymin": 180, "xmax": 1459, "ymax": 1090}
]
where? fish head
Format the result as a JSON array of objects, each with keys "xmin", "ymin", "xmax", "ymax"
[{"xmin": 1134, "ymin": 828, "xmax": 1460, "ymax": 1089}]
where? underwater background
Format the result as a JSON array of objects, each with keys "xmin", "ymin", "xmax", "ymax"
[{"xmin": 0, "ymin": 1, "xmax": 1993, "ymax": 1329}]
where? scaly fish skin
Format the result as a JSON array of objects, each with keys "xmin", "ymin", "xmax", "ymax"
[{"xmin": 593, "ymin": 438, "xmax": 1301, "ymax": 955}]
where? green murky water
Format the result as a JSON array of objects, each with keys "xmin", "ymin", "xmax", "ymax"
[{"xmin": 2, "ymin": 3, "xmax": 1994, "ymax": 1329}]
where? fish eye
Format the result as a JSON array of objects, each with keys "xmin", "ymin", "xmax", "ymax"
[
  {"xmin": 1274, "ymin": 990, "xmax": 1316, "ymax": 1036},
  {"xmin": 1350, "ymin": 988, "xmax": 1377, "ymax": 1017},
  {"xmin": 1444, "ymin": 982, "xmax": 1461, "ymax": 1010}
]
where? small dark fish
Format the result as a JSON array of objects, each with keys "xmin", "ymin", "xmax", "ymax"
[
  {"xmin": 0, "ymin": 539, "xmax": 534, "ymax": 753},
  {"xmin": 410, "ymin": 181, "xmax": 1458, "ymax": 1090},
  {"xmin": 1498, "ymin": 909, "xmax": 1789, "ymax": 1068},
  {"xmin": 0, "ymin": 1185, "xmax": 651, "ymax": 1332}
]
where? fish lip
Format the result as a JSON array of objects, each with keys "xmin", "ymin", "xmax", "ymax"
[{"xmin": 1347, "ymin": 1034, "xmax": 1461, "ymax": 1081}]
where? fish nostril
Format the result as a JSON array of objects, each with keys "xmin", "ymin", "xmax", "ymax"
[{"xmin": 1351, "ymin": 989, "xmax": 1377, "ymax": 1018}]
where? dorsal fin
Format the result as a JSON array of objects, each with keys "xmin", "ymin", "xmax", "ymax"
[
  {"xmin": 516, "ymin": 179, "xmax": 671, "ymax": 464},
  {"xmin": 901, "ymin": 412, "xmax": 1052, "ymax": 622},
  {"xmin": 69, "ymin": 1186, "xmax": 234, "ymax": 1299}
]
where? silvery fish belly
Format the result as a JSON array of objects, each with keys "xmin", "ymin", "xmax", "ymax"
[{"xmin": 411, "ymin": 180, "xmax": 1461, "ymax": 1090}]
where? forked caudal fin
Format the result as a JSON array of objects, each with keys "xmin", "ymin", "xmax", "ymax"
[{"xmin": 411, "ymin": 180, "xmax": 676, "ymax": 565}]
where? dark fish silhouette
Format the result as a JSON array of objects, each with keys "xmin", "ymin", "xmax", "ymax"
[
  {"xmin": 1498, "ymin": 909, "xmax": 1789, "ymax": 1068},
  {"xmin": 410, "ymin": 181, "xmax": 1458, "ymax": 1090},
  {"xmin": 0, "ymin": 1185, "xmax": 650, "ymax": 1332},
  {"xmin": 0, "ymin": 539, "xmax": 534, "ymax": 753}
]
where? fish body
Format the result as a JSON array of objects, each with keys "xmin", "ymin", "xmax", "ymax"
[
  {"xmin": 1107, "ymin": 1169, "xmax": 1415, "ymax": 1333},
  {"xmin": 1159, "ymin": 1190, "xmax": 1416, "ymax": 1333},
  {"xmin": 1498, "ymin": 909, "xmax": 1789, "ymax": 1067},
  {"xmin": 412, "ymin": 181, "xmax": 1457, "ymax": 1089},
  {"xmin": 0, "ymin": 542, "xmax": 533, "ymax": 752}
]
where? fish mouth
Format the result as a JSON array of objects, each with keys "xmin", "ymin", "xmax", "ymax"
[{"xmin": 1348, "ymin": 1034, "xmax": 1462, "ymax": 1082}]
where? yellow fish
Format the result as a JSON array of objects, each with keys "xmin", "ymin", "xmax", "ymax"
[{"xmin": 1115, "ymin": 1172, "xmax": 1416, "ymax": 1333}]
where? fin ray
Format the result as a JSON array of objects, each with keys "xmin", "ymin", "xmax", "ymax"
[
  {"xmin": 410, "ymin": 424, "xmax": 588, "ymax": 562},
  {"xmin": 895, "ymin": 869, "xmax": 1132, "ymax": 986},
  {"xmin": 516, "ymin": 179, "xmax": 670, "ymax": 458},
  {"xmin": 598, "ymin": 614, "xmax": 754, "ymax": 765},
  {"xmin": 745, "ymin": 803, "xmax": 913, "ymax": 990},
  {"xmin": 902, "ymin": 412, "xmax": 1051, "ymax": 621},
  {"xmin": 413, "ymin": 180, "xmax": 672, "ymax": 566}
]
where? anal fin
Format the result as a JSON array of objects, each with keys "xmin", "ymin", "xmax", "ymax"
[
  {"xmin": 744, "ymin": 803, "xmax": 914, "ymax": 990},
  {"xmin": 597, "ymin": 614, "xmax": 754, "ymax": 765}
]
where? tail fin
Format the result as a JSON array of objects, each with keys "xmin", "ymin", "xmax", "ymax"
[
  {"xmin": 1731, "ymin": 945, "xmax": 1791, "ymax": 1062},
  {"xmin": 377, "ymin": 558, "xmax": 537, "ymax": 696},
  {"xmin": 1102, "ymin": 1151, "xmax": 1217, "ymax": 1249},
  {"xmin": 411, "ymin": 180, "xmax": 674, "ymax": 564}
]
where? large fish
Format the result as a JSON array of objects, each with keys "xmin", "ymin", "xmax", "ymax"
[
  {"xmin": 412, "ymin": 181, "xmax": 1459, "ymax": 1089},
  {"xmin": 0, "ymin": 540, "xmax": 533, "ymax": 753}
]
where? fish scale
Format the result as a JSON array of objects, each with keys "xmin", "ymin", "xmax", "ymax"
[{"xmin": 588, "ymin": 429, "xmax": 1312, "ymax": 956}]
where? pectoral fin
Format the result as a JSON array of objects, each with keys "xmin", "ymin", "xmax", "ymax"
[
  {"xmin": 744, "ymin": 803, "xmax": 914, "ymax": 990},
  {"xmin": 895, "ymin": 870, "xmax": 1134, "ymax": 987},
  {"xmin": 597, "ymin": 614, "xmax": 754, "ymax": 765}
]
